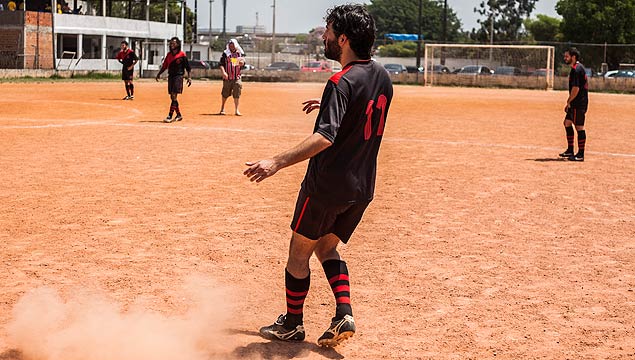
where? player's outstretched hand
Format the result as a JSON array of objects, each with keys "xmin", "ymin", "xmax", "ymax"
[
  {"xmin": 244, "ymin": 159, "xmax": 279, "ymax": 183},
  {"xmin": 302, "ymin": 99, "xmax": 321, "ymax": 114}
]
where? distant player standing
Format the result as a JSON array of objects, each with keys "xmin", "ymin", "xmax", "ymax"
[
  {"xmin": 560, "ymin": 47, "xmax": 588, "ymax": 162},
  {"xmin": 244, "ymin": 4, "xmax": 392, "ymax": 347},
  {"xmin": 156, "ymin": 37, "xmax": 191, "ymax": 123},
  {"xmin": 117, "ymin": 41, "xmax": 138, "ymax": 100},
  {"xmin": 218, "ymin": 39, "xmax": 245, "ymax": 116}
]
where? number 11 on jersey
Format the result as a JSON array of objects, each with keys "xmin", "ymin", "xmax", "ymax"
[{"xmin": 364, "ymin": 94, "xmax": 388, "ymax": 140}]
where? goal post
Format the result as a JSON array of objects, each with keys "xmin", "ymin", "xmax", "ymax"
[{"xmin": 424, "ymin": 44, "xmax": 556, "ymax": 90}]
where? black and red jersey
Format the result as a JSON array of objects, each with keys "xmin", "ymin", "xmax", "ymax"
[
  {"xmin": 161, "ymin": 51, "xmax": 191, "ymax": 77},
  {"xmin": 302, "ymin": 60, "xmax": 393, "ymax": 204},
  {"xmin": 569, "ymin": 62, "xmax": 589, "ymax": 110},
  {"xmin": 117, "ymin": 49, "xmax": 138, "ymax": 68},
  {"xmin": 220, "ymin": 51, "xmax": 244, "ymax": 80}
]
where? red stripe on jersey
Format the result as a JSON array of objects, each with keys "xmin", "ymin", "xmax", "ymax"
[
  {"xmin": 329, "ymin": 65, "xmax": 354, "ymax": 85},
  {"xmin": 162, "ymin": 51, "xmax": 186, "ymax": 71}
]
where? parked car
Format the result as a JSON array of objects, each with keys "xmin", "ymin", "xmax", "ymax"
[
  {"xmin": 301, "ymin": 61, "xmax": 331, "ymax": 72},
  {"xmin": 332, "ymin": 65, "xmax": 342, "ymax": 73},
  {"xmin": 584, "ymin": 68, "xmax": 593, "ymax": 78},
  {"xmin": 406, "ymin": 65, "xmax": 423, "ymax": 73},
  {"xmin": 264, "ymin": 62, "xmax": 300, "ymax": 71},
  {"xmin": 205, "ymin": 60, "xmax": 220, "ymax": 69},
  {"xmin": 242, "ymin": 64, "xmax": 256, "ymax": 71},
  {"xmin": 430, "ymin": 64, "xmax": 450, "ymax": 74},
  {"xmin": 384, "ymin": 63, "xmax": 407, "ymax": 74},
  {"xmin": 604, "ymin": 70, "xmax": 619, "ymax": 78},
  {"xmin": 494, "ymin": 66, "xmax": 522, "ymax": 76},
  {"xmin": 531, "ymin": 69, "xmax": 548, "ymax": 77},
  {"xmin": 189, "ymin": 59, "xmax": 210, "ymax": 69},
  {"xmin": 611, "ymin": 70, "xmax": 635, "ymax": 78},
  {"xmin": 458, "ymin": 65, "xmax": 493, "ymax": 75}
]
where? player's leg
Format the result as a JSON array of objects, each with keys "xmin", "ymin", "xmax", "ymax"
[
  {"xmin": 570, "ymin": 110, "xmax": 586, "ymax": 161},
  {"xmin": 219, "ymin": 80, "xmax": 230, "ymax": 114},
  {"xmin": 128, "ymin": 79, "xmax": 135, "ymax": 99},
  {"xmin": 233, "ymin": 80, "xmax": 242, "ymax": 116},
  {"xmin": 259, "ymin": 231, "xmax": 316, "ymax": 342},
  {"xmin": 560, "ymin": 111, "xmax": 575, "ymax": 157},
  {"xmin": 314, "ymin": 202, "xmax": 369, "ymax": 347},
  {"xmin": 123, "ymin": 79, "xmax": 131, "ymax": 99},
  {"xmin": 165, "ymin": 92, "xmax": 178, "ymax": 122}
]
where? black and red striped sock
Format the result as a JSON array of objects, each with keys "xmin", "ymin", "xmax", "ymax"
[
  {"xmin": 284, "ymin": 269, "xmax": 310, "ymax": 328},
  {"xmin": 129, "ymin": 83, "xmax": 134, "ymax": 96},
  {"xmin": 125, "ymin": 84, "xmax": 131, "ymax": 96},
  {"xmin": 565, "ymin": 126, "xmax": 574, "ymax": 152},
  {"xmin": 322, "ymin": 259, "xmax": 353, "ymax": 319},
  {"xmin": 169, "ymin": 100, "xmax": 177, "ymax": 116},
  {"xmin": 175, "ymin": 100, "xmax": 181, "ymax": 116},
  {"xmin": 577, "ymin": 130, "xmax": 586, "ymax": 156}
]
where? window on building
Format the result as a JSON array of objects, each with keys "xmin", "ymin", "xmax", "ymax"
[
  {"xmin": 106, "ymin": 36, "xmax": 126, "ymax": 59},
  {"xmin": 82, "ymin": 35, "xmax": 102, "ymax": 59},
  {"xmin": 57, "ymin": 34, "xmax": 78, "ymax": 58}
]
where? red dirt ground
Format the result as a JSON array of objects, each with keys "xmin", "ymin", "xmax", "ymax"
[{"xmin": 1, "ymin": 80, "xmax": 634, "ymax": 359}]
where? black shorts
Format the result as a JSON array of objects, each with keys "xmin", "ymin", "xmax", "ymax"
[
  {"xmin": 168, "ymin": 75, "xmax": 184, "ymax": 94},
  {"xmin": 565, "ymin": 107, "xmax": 586, "ymax": 126},
  {"xmin": 290, "ymin": 190, "xmax": 370, "ymax": 244},
  {"xmin": 122, "ymin": 69, "xmax": 134, "ymax": 81}
]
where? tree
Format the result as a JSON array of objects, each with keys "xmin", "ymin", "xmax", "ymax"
[
  {"xmin": 367, "ymin": 0, "xmax": 465, "ymax": 42},
  {"xmin": 473, "ymin": 0, "xmax": 538, "ymax": 42},
  {"xmin": 557, "ymin": 0, "xmax": 635, "ymax": 68},
  {"xmin": 524, "ymin": 14, "xmax": 562, "ymax": 42}
]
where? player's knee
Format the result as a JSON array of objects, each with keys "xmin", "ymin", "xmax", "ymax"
[
  {"xmin": 314, "ymin": 245, "xmax": 339, "ymax": 263},
  {"xmin": 575, "ymin": 125, "xmax": 585, "ymax": 131},
  {"xmin": 287, "ymin": 253, "xmax": 310, "ymax": 274}
]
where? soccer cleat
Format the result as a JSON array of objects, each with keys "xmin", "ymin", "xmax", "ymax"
[
  {"xmin": 175, "ymin": 114, "xmax": 183, "ymax": 122},
  {"xmin": 123, "ymin": 95, "xmax": 131, "ymax": 100},
  {"xmin": 259, "ymin": 314, "xmax": 306, "ymax": 342},
  {"xmin": 569, "ymin": 153, "xmax": 584, "ymax": 162},
  {"xmin": 128, "ymin": 95, "xmax": 134, "ymax": 100},
  {"xmin": 317, "ymin": 315, "xmax": 356, "ymax": 347},
  {"xmin": 559, "ymin": 150, "xmax": 574, "ymax": 158},
  {"xmin": 164, "ymin": 115, "xmax": 173, "ymax": 123}
]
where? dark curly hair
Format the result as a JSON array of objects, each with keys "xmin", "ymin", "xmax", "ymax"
[
  {"xmin": 566, "ymin": 47, "xmax": 581, "ymax": 62},
  {"xmin": 325, "ymin": 4, "xmax": 376, "ymax": 60}
]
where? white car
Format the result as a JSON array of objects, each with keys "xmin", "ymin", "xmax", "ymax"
[{"xmin": 604, "ymin": 70, "xmax": 619, "ymax": 78}]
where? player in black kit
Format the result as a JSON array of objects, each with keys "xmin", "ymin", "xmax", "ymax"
[
  {"xmin": 244, "ymin": 4, "xmax": 393, "ymax": 347},
  {"xmin": 156, "ymin": 37, "xmax": 191, "ymax": 123},
  {"xmin": 560, "ymin": 47, "xmax": 589, "ymax": 162},
  {"xmin": 117, "ymin": 41, "xmax": 138, "ymax": 100}
]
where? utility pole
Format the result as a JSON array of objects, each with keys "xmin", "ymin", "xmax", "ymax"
[
  {"xmin": 271, "ymin": 0, "xmax": 276, "ymax": 64},
  {"xmin": 489, "ymin": 7, "xmax": 495, "ymax": 62},
  {"xmin": 441, "ymin": 0, "xmax": 447, "ymax": 65},
  {"xmin": 416, "ymin": 0, "xmax": 422, "ymax": 69},
  {"xmin": 208, "ymin": 0, "xmax": 214, "ymax": 60},
  {"xmin": 222, "ymin": 0, "xmax": 227, "ymax": 36}
]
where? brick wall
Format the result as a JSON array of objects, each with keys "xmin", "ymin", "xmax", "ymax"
[{"xmin": 24, "ymin": 12, "xmax": 54, "ymax": 69}]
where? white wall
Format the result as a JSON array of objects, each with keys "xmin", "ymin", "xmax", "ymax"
[{"xmin": 54, "ymin": 14, "xmax": 183, "ymax": 40}]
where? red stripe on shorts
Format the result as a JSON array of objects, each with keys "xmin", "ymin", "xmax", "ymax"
[{"xmin": 293, "ymin": 197, "xmax": 310, "ymax": 232}]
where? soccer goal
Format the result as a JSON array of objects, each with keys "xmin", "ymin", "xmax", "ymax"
[{"xmin": 424, "ymin": 44, "xmax": 556, "ymax": 90}]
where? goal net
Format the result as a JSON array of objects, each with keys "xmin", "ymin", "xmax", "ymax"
[{"xmin": 424, "ymin": 44, "xmax": 556, "ymax": 90}]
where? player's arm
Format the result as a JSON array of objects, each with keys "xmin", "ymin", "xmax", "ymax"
[
  {"xmin": 566, "ymin": 86, "xmax": 579, "ymax": 111},
  {"xmin": 302, "ymin": 99, "xmax": 321, "ymax": 114},
  {"xmin": 244, "ymin": 133, "xmax": 332, "ymax": 183},
  {"xmin": 219, "ymin": 54, "xmax": 229, "ymax": 80},
  {"xmin": 183, "ymin": 57, "xmax": 192, "ymax": 86}
]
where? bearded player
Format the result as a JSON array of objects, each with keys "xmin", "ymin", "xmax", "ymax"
[{"xmin": 244, "ymin": 4, "xmax": 393, "ymax": 347}]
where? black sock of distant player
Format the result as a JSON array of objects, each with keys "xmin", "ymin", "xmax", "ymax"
[
  {"xmin": 175, "ymin": 100, "xmax": 181, "ymax": 116},
  {"xmin": 169, "ymin": 100, "xmax": 177, "ymax": 116},
  {"xmin": 129, "ymin": 83, "xmax": 134, "ymax": 96},
  {"xmin": 284, "ymin": 269, "xmax": 310, "ymax": 329},
  {"xmin": 565, "ymin": 126, "xmax": 574, "ymax": 152},
  {"xmin": 577, "ymin": 130, "xmax": 586, "ymax": 156},
  {"xmin": 125, "ymin": 84, "xmax": 131, "ymax": 96},
  {"xmin": 322, "ymin": 259, "xmax": 353, "ymax": 320}
]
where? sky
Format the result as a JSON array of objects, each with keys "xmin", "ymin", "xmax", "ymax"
[{"xmin": 186, "ymin": 0, "xmax": 560, "ymax": 35}]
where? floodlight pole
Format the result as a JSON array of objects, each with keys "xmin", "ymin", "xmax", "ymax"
[{"xmin": 222, "ymin": 0, "xmax": 227, "ymax": 36}]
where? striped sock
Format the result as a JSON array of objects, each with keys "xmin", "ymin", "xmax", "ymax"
[
  {"xmin": 169, "ymin": 100, "xmax": 177, "ymax": 116},
  {"xmin": 129, "ymin": 83, "xmax": 134, "ymax": 96},
  {"xmin": 322, "ymin": 259, "xmax": 353, "ymax": 320},
  {"xmin": 125, "ymin": 84, "xmax": 131, "ymax": 96},
  {"xmin": 175, "ymin": 100, "xmax": 181, "ymax": 116},
  {"xmin": 285, "ymin": 269, "xmax": 310, "ymax": 328},
  {"xmin": 577, "ymin": 130, "xmax": 586, "ymax": 156},
  {"xmin": 565, "ymin": 126, "xmax": 574, "ymax": 152}
]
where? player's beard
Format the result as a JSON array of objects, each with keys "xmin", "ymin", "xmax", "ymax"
[{"xmin": 324, "ymin": 37, "xmax": 342, "ymax": 62}]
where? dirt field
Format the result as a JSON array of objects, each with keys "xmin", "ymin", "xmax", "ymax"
[{"xmin": 1, "ymin": 80, "xmax": 634, "ymax": 360}]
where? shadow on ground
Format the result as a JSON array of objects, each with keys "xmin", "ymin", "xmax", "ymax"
[{"xmin": 228, "ymin": 329, "xmax": 344, "ymax": 360}]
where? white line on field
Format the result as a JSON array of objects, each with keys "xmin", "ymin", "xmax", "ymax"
[{"xmin": 1, "ymin": 121, "xmax": 634, "ymax": 159}]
